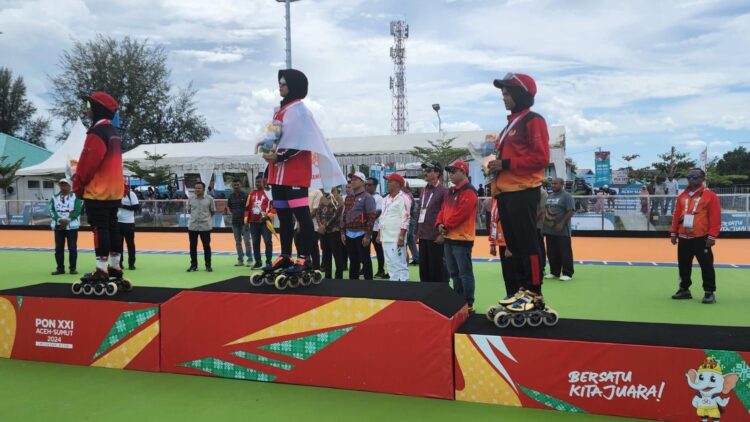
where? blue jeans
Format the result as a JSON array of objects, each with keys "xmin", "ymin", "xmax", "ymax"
[
  {"xmin": 444, "ymin": 242, "xmax": 475, "ymax": 306},
  {"xmin": 231, "ymin": 224, "xmax": 252, "ymax": 262},
  {"xmin": 249, "ymin": 222, "xmax": 273, "ymax": 265}
]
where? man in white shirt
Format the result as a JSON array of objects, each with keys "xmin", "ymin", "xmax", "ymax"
[
  {"xmin": 117, "ymin": 183, "xmax": 140, "ymax": 270},
  {"xmin": 377, "ymin": 173, "xmax": 411, "ymax": 281},
  {"xmin": 666, "ymin": 176, "xmax": 680, "ymax": 215},
  {"xmin": 366, "ymin": 177, "xmax": 387, "ymax": 278}
]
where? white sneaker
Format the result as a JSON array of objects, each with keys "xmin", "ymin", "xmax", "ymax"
[
  {"xmin": 559, "ymin": 275, "xmax": 572, "ymax": 281},
  {"xmin": 543, "ymin": 274, "xmax": 558, "ymax": 279}
]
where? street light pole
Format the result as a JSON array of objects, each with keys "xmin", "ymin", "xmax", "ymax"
[
  {"xmin": 276, "ymin": 0, "xmax": 300, "ymax": 69},
  {"xmin": 432, "ymin": 103, "xmax": 442, "ymax": 133}
]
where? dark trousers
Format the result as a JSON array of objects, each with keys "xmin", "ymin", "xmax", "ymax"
[
  {"xmin": 54, "ymin": 229, "xmax": 78, "ymax": 271},
  {"xmin": 499, "ymin": 246, "xmax": 520, "ymax": 296},
  {"xmin": 418, "ymin": 239, "xmax": 446, "ymax": 282},
  {"xmin": 249, "ymin": 222, "xmax": 273, "ymax": 265},
  {"xmin": 498, "ymin": 189, "xmax": 544, "ymax": 294},
  {"xmin": 537, "ymin": 229, "xmax": 547, "ymax": 274},
  {"xmin": 295, "ymin": 230, "xmax": 321, "ymax": 269},
  {"xmin": 321, "ymin": 231, "xmax": 346, "ymax": 279},
  {"xmin": 371, "ymin": 230, "xmax": 385, "ymax": 273},
  {"xmin": 406, "ymin": 223, "xmax": 419, "ymax": 262},
  {"xmin": 188, "ymin": 230, "xmax": 212, "ymax": 267},
  {"xmin": 86, "ymin": 201, "xmax": 121, "ymax": 257},
  {"xmin": 272, "ymin": 185, "xmax": 314, "ymax": 259},
  {"xmin": 545, "ymin": 235, "xmax": 574, "ymax": 277},
  {"xmin": 118, "ymin": 222, "xmax": 136, "ymax": 267},
  {"xmin": 678, "ymin": 237, "xmax": 716, "ymax": 292},
  {"xmin": 444, "ymin": 242, "xmax": 475, "ymax": 306},
  {"xmin": 346, "ymin": 235, "xmax": 373, "ymax": 280}
]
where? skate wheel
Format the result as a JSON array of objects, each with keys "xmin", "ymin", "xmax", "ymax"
[
  {"xmin": 82, "ymin": 283, "xmax": 94, "ymax": 296},
  {"xmin": 71, "ymin": 282, "xmax": 83, "ymax": 295},
  {"xmin": 493, "ymin": 311, "xmax": 511, "ymax": 328},
  {"xmin": 264, "ymin": 274, "xmax": 275, "ymax": 286},
  {"xmin": 274, "ymin": 274, "xmax": 288, "ymax": 290},
  {"xmin": 486, "ymin": 305, "xmax": 499, "ymax": 322},
  {"xmin": 93, "ymin": 283, "xmax": 106, "ymax": 296},
  {"xmin": 312, "ymin": 270, "xmax": 323, "ymax": 284},
  {"xmin": 105, "ymin": 282, "xmax": 118, "ymax": 296},
  {"xmin": 120, "ymin": 279, "xmax": 133, "ymax": 291},
  {"xmin": 510, "ymin": 313, "xmax": 526, "ymax": 328},
  {"xmin": 298, "ymin": 273, "xmax": 310, "ymax": 287},
  {"xmin": 249, "ymin": 273, "xmax": 264, "ymax": 287},
  {"xmin": 287, "ymin": 274, "xmax": 301, "ymax": 289},
  {"xmin": 527, "ymin": 312, "xmax": 543, "ymax": 327},
  {"xmin": 543, "ymin": 310, "xmax": 559, "ymax": 326}
]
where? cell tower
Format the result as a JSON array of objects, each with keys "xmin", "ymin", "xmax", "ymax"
[{"xmin": 389, "ymin": 20, "xmax": 409, "ymax": 134}]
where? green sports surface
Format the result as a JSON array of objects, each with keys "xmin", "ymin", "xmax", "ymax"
[{"xmin": 1, "ymin": 250, "xmax": 747, "ymax": 421}]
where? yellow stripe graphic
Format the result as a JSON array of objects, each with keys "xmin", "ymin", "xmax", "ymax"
[{"xmin": 91, "ymin": 320, "xmax": 159, "ymax": 369}]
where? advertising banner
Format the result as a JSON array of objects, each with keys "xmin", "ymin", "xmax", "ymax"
[
  {"xmin": 594, "ymin": 151, "xmax": 611, "ymax": 188},
  {"xmin": 455, "ymin": 334, "xmax": 750, "ymax": 421}
]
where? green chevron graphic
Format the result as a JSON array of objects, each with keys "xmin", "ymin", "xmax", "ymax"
[
  {"xmin": 259, "ymin": 327, "xmax": 354, "ymax": 360},
  {"xmin": 232, "ymin": 351, "xmax": 294, "ymax": 370},
  {"xmin": 181, "ymin": 358, "xmax": 276, "ymax": 382},
  {"xmin": 519, "ymin": 385, "xmax": 587, "ymax": 413},
  {"xmin": 93, "ymin": 307, "xmax": 158, "ymax": 359}
]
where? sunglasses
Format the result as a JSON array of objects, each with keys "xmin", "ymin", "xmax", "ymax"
[{"xmin": 686, "ymin": 175, "xmax": 702, "ymax": 180}]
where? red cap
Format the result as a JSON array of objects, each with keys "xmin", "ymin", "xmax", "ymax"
[
  {"xmin": 445, "ymin": 160, "xmax": 469, "ymax": 174},
  {"xmin": 493, "ymin": 73, "xmax": 537, "ymax": 97},
  {"xmin": 384, "ymin": 173, "xmax": 405, "ymax": 186},
  {"xmin": 89, "ymin": 91, "xmax": 118, "ymax": 113}
]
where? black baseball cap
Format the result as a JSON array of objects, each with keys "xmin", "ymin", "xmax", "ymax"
[{"xmin": 421, "ymin": 161, "xmax": 442, "ymax": 172}]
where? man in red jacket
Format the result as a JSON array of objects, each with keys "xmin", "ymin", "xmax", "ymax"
[
  {"xmin": 436, "ymin": 160, "xmax": 478, "ymax": 312},
  {"xmin": 670, "ymin": 169, "xmax": 721, "ymax": 304},
  {"xmin": 72, "ymin": 92, "xmax": 124, "ymax": 283},
  {"xmin": 487, "ymin": 73, "xmax": 550, "ymax": 313}
]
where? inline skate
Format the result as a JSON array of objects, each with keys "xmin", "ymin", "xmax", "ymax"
[
  {"xmin": 250, "ymin": 255, "xmax": 293, "ymax": 287},
  {"xmin": 273, "ymin": 257, "xmax": 323, "ymax": 290},
  {"xmin": 71, "ymin": 267, "xmax": 132, "ymax": 297},
  {"xmin": 490, "ymin": 291, "xmax": 559, "ymax": 328},
  {"xmin": 486, "ymin": 289, "xmax": 526, "ymax": 322}
]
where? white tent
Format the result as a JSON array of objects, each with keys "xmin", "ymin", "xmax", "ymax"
[{"xmin": 16, "ymin": 119, "xmax": 88, "ymax": 176}]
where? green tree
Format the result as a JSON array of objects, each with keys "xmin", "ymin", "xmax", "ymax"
[
  {"xmin": 0, "ymin": 67, "xmax": 51, "ymax": 148},
  {"xmin": 123, "ymin": 151, "xmax": 172, "ymax": 188},
  {"xmin": 652, "ymin": 146, "xmax": 696, "ymax": 179},
  {"xmin": 49, "ymin": 35, "xmax": 212, "ymax": 150},
  {"xmin": 715, "ymin": 147, "xmax": 750, "ymax": 180},
  {"xmin": 707, "ymin": 156, "xmax": 749, "ymax": 186},
  {"xmin": 410, "ymin": 137, "xmax": 469, "ymax": 170}
]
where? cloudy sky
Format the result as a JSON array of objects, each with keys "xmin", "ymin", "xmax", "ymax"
[{"xmin": 2, "ymin": 0, "xmax": 749, "ymax": 170}]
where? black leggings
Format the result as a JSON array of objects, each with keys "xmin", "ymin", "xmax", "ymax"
[
  {"xmin": 498, "ymin": 189, "xmax": 544, "ymax": 294},
  {"xmin": 85, "ymin": 201, "xmax": 121, "ymax": 258},
  {"xmin": 272, "ymin": 185, "xmax": 313, "ymax": 258}
]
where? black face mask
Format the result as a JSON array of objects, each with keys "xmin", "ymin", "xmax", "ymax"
[
  {"xmin": 278, "ymin": 69, "xmax": 309, "ymax": 106},
  {"xmin": 506, "ymin": 85, "xmax": 534, "ymax": 113},
  {"xmin": 89, "ymin": 100, "xmax": 115, "ymax": 124}
]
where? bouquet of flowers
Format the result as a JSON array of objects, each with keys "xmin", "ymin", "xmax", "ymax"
[
  {"xmin": 255, "ymin": 119, "xmax": 283, "ymax": 154},
  {"xmin": 468, "ymin": 134, "xmax": 498, "ymax": 179}
]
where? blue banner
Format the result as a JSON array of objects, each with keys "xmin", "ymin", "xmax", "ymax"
[{"xmin": 594, "ymin": 151, "xmax": 611, "ymax": 188}]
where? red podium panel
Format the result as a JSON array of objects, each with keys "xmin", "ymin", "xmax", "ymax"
[
  {"xmin": 454, "ymin": 316, "xmax": 750, "ymax": 421},
  {"xmin": 161, "ymin": 278, "xmax": 468, "ymax": 399},
  {"xmin": 0, "ymin": 283, "xmax": 180, "ymax": 371}
]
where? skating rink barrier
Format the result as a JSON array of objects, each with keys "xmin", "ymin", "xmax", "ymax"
[
  {"xmin": 454, "ymin": 314, "xmax": 750, "ymax": 420},
  {"xmin": 0, "ymin": 283, "xmax": 181, "ymax": 371}
]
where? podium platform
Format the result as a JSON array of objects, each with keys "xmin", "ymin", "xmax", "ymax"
[
  {"xmin": 454, "ymin": 315, "xmax": 750, "ymax": 421},
  {"xmin": 0, "ymin": 283, "xmax": 181, "ymax": 371},
  {"xmin": 161, "ymin": 277, "xmax": 468, "ymax": 399}
]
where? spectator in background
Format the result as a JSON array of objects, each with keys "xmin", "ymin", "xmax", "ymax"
[
  {"xmin": 366, "ymin": 177, "xmax": 387, "ymax": 278},
  {"xmin": 477, "ymin": 184, "xmax": 485, "ymax": 198},
  {"xmin": 341, "ymin": 172, "xmax": 376, "ymax": 280},
  {"xmin": 378, "ymin": 173, "xmax": 411, "ymax": 281},
  {"xmin": 228, "ymin": 179, "xmax": 252, "ymax": 266},
  {"xmin": 437, "ymin": 160, "xmax": 478, "ymax": 312},
  {"xmin": 416, "ymin": 161, "xmax": 448, "ymax": 283},
  {"xmin": 670, "ymin": 169, "xmax": 721, "ymax": 304},
  {"xmin": 536, "ymin": 185, "xmax": 549, "ymax": 275},
  {"xmin": 245, "ymin": 175, "xmax": 275, "ymax": 268},
  {"xmin": 595, "ymin": 188, "xmax": 605, "ymax": 213},
  {"xmin": 118, "ymin": 183, "xmax": 140, "ymax": 270},
  {"xmin": 403, "ymin": 182, "xmax": 420, "ymax": 265},
  {"xmin": 49, "ymin": 178, "xmax": 82, "ymax": 275},
  {"xmin": 316, "ymin": 187, "xmax": 346, "ymax": 279},
  {"xmin": 604, "ymin": 185, "xmax": 617, "ymax": 211},
  {"xmin": 147, "ymin": 186, "xmax": 155, "ymax": 199},
  {"xmin": 639, "ymin": 186, "xmax": 650, "ymax": 216},
  {"xmin": 654, "ymin": 177, "xmax": 668, "ymax": 215},
  {"xmin": 666, "ymin": 175, "xmax": 680, "ymax": 214},
  {"xmin": 543, "ymin": 178, "xmax": 575, "ymax": 281},
  {"xmin": 295, "ymin": 188, "xmax": 323, "ymax": 269},
  {"xmin": 186, "ymin": 181, "xmax": 215, "ymax": 272}
]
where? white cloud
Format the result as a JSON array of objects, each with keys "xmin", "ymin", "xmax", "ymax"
[
  {"xmin": 544, "ymin": 98, "xmax": 616, "ymax": 145},
  {"xmin": 443, "ymin": 121, "xmax": 483, "ymax": 132},
  {"xmin": 709, "ymin": 140, "xmax": 732, "ymax": 148},
  {"xmin": 174, "ymin": 48, "xmax": 250, "ymax": 64}
]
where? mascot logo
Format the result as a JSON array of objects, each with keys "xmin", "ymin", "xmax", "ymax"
[{"xmin": 686, "ymin": 357, "xmax": 739, "ymax": 421}]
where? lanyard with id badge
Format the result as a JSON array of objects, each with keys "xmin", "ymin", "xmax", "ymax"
[
  {"xmin": 418, "ymin": 191, "xmax": 434, "ymax": 223},
  {"xmin": 682, "ymin": 194, "xmax": 702, "ymax": 229}
]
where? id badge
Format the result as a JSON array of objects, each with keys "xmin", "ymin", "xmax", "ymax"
[
  {"xmin": 683, "ymin": 214, "xmax": 694, "ymax": 229},
  {"xmin": 253, "ymin": 206, "xmax": 261, "ymax": 215},
  {"xmin": 418, "ymin": 209, "xmax": 427, "ymax": 223}
]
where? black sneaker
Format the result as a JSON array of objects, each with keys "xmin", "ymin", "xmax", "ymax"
[
  {"xmin": 69, "ymin": 269, "xmax": 78, "ymax": 275},
  {"xmin": 409, "ymin": 260, "xmax": 419, "ymax": 266},
  {"xmin": 234, "ymin": 261, "xmax": 244, "ymax": 267},
  {"xmin": 128, "ymin": 265, "xmax": 136, "ymax": 271},
  {"xmin": 252, "ymin": 261, "xmax": 263, "ymax": 269},
  {"xmin": 374, "ymin": 271, "xmax": 386, "ymax": 278},
  {"xmin": 51, "ymin": 269, "xmax": 65, "ymax": 275},
  {"xmin": 206, "ymin": 267, "xmax": 213, "ymax": 272},
  {"xmin": 186, "ymin": 266, "xmax": 198, "ymax": 272},
  {"xmin": 382, "ymin": 273, "xmax": 390, "ymax": 279},
  {"xmin": 671, "ymin": 288, "xmax": 692, "ymax": 300},
  {"xmin": 702, "ymin": 292, "xmax": 716, "ymax": 304}
]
